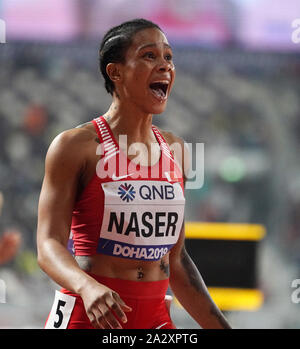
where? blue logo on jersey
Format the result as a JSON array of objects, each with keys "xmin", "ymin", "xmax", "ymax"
[{"xmin": 118, "ymin": 183, "xmax": 136, "ymax": 202}]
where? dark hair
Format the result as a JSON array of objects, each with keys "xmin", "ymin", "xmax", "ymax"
[{"xmin": 99, "ymin": 18, "xmax": 162, "ymax": 95}]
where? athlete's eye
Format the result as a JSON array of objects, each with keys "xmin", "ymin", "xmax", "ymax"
[
  {"xmin": 143, "ymin": 52, "xmax": 155, "ymax": 59},
  {"xmin": 165, "ymin": 53, "xmax": 173, "ymax": 61}
]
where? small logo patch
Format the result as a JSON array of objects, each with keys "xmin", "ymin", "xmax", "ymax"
[{"xmin": 118, "ymin": 183, "xmax": 136, "ymax": 202}]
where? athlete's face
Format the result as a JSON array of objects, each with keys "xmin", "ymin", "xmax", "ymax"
[{"xmin": 117, "ymin": 28, "xmax": 175, "ymax": 115}]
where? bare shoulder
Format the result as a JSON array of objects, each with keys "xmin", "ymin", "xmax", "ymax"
[
  {"xmin": 159, "ymin": 128, "xmax": 185, "ymax": 147},
  {"xmin": 157, "ymin": 127, "xmax": 189, "ymax": 158},
  {"xmin": 156, "ymin": 127, "xmax": 190, "ymax": 176},
  {"xmin": 46, "ymin": 122, "xmax": 97, "ymax": 168},
  {"xmin": 49, "ymin": 122, "xmax": 95, "ymax": 151}
]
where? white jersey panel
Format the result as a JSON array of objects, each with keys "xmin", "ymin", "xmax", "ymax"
[{"xmin": 97, "ymin": 180, "xmax": 185, "ymax": 260}]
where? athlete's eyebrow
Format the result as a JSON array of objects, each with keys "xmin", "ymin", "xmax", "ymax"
[{"xmin": 138, "ymin": 43, "xmax": 172, "ymax": 51}]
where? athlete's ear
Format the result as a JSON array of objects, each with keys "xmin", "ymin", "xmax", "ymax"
[{"xmin": 106, "ymin": 63, "xmax": 122, "ymax": 83}]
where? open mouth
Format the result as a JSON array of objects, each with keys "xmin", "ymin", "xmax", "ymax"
[{"xmin": 149, "ymin": 82, "xmax": 169, "ymax": 100}]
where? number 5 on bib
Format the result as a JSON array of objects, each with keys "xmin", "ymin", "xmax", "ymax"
[{"xmin": 45, "ymin": 291, "xmax": 76, "ymax": 329}]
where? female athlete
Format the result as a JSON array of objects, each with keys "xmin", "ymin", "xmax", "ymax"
[{"xmin": 37, "ymin": 18, "xmax": 231, "ymax": 329}]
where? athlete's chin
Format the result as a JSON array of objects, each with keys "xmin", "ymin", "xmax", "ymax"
[{"xmin": 149, "ymin": 101, "xmax": 168, "ymax": 115}]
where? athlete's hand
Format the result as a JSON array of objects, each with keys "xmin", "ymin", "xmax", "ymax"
[{"xmin": 80, "ymin": 280, "xmax": 132, "ymax": 329}]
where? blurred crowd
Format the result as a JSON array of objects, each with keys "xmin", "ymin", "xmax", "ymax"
[{"xmin": 0, "ymin": 192, "xmax": 20, "ymax": 266}]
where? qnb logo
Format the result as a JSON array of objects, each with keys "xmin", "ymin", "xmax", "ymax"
[
  {"xmin": 0, "ymin": 279, "xmax": 6, "ymax": 303},
  {"xmin": 0, "ymin": 19, "xmax": 6, "ymax": 44},
  {"xmin": 118, "ymin": 183, "xmax": 136, "ymax": 202}
]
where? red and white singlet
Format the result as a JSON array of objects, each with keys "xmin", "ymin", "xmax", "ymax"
[{"xmin": 69, "ymin": 116, "xmax": 185, "ymax": 261}]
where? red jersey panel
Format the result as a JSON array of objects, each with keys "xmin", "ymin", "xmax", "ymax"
[{"xmin": 69, "ymin": 116, "xmax": 185, "ymax": 260}]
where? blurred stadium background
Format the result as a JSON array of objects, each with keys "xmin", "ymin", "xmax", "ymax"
[{"xmin": 0, "ymin": 0, "xmax": 300, "ymax": 329}]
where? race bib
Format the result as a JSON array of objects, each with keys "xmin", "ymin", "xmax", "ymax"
[
  {"xmin": 45, "ymin": 291, "xmax": 76, "ymax": 329},
  {"xmin": 97, "ymin": 180, "xmax": 185, "ymax": 261}
]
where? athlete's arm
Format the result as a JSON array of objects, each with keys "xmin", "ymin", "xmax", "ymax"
[
  {"xmin": 37, "ymin": 129, "xmax": 131, "ymax": 329},
  {"xmin": 169, "ymin": 224, "xmax": 231, "ymax": 329},
  {"xmin": 167, "ymin": 135, "xmax": 231, "ymax": 329}
]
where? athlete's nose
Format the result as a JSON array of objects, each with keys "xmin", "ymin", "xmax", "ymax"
[
  {"xmin": 156, "ymin": 54, "xmax": 174, "ymax": 73},
  {"xmin": 158, "ymin": 60, "xmax": 173, "ymax": 72}
]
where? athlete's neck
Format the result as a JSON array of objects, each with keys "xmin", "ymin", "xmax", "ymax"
[{"xmin": 103, "ymin": 100, "xmax": 155, "ymax": 145}]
